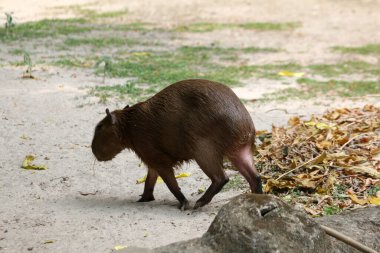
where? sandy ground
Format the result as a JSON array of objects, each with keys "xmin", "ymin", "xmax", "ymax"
[{"xmin": 1, "ymin": 0, "xmax": 380, "ymax": 252}]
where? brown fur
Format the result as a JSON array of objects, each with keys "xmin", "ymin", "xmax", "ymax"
[{"xmin": 91, "ymin": 79, "xmax": 262, "ymax": 210}]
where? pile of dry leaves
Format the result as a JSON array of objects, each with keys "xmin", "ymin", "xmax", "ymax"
[{"xmin": 255, "ymin": 104, "xmax": 380, "ymax": 216}]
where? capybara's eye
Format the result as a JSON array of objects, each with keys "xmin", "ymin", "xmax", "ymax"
[{"xmin": 96, "ymin": 124, "xmax": 103, "ymax": 130}]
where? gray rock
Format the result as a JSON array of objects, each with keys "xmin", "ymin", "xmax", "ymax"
[
  {"xmin": 157, "ymin": 194, "xmax": 332, "ymax": 253},
  {"xmin": 317, "ymin": 206, "xmax": 380, "ymax": 253}
]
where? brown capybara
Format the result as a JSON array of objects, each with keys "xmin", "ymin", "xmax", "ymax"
[{"xmin": 91, "ymin": 79, "xmax": 262, "ymax": 210}]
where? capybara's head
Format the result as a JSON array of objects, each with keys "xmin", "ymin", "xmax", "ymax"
[{"xmin": 91, "ymin": 108, "xmax": 124, "ymax": 161}]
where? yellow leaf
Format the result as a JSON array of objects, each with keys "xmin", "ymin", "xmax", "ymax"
[
  {"xmin": 278, "ymin": 71, "xmax": 305, "ymax": 77},
  {"xmin": 368, "ymin": 197, "xmax": 380, "ymax": 205},
  {"xmin": 114, "ymin": 245, "xmax": 128, "ymax": 250},
  {"xmin": 304, "ymin": 121, "xmax": 316, "ymax": 126},
  {"xmin": 316, "ymin": 122, "xmax": 333, "ymax": 130},
  {"xmin": 176, "ymin": 172, "xmax": 191, "ymax": 178},
  {"xmin": 22, "ymin": 155, "xmax": 48, "ymax": 170},
  {"xmin": 133, "ymin": 52, "xmax": 150, "ymax": 57},
  {"xmin": 136, "ymin": 172, "xmax": 191, "ymax": 184},
  {"xmin": 348, "ymin": 193, "xmax": 368, "ymax": 205}
]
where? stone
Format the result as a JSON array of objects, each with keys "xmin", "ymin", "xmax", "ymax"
[
  {"xmin": 156, "ymin": 194, "xmax": 332, "ymax": 253},
  {"xmin": 317, "ymin": 206, "xmax": 380, "ymax": 253}
]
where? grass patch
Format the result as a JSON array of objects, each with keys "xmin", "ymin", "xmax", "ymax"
[
  {"xmin": 8, "ymin": 48, "xmax": 25, "ymax": 55},
  {"xmin": 0, "ymin": 18, "xmax": 90, "ymax": 41},
  {"xmin": 222, "ymin": 175, "xmax": 249, "ymax": 192},
  {"xmin": 0, "ymin": 18, "xmax": 147, "ymax": 42},
  {"xmin": 174, "ymin": 22, "xmax": 300, "ymax": 32},
  {"xmin": 63, "ymin": 37, "xmax": 139, "ymax": 48},
  {"xmin": 89, "ymin": 81, "xmax": 146, "ymax": 103},
  {"xmin": 267, "ymin": 78, "xmax": 380, "ymax": 100},
  {"xmin": 333, "ymin": 44, "xmax": 380, "ymax": 55},
  {"xmin": 53, "ymin": 56, "xmax": 95, "ymax": 68},
  {"xmin": 309, "ymin": 61, "xmax": 380, "ymax": 78},
  {"xmin": 106, "ymin": 46, "xmax": 288, "ymax": 86},
  {"xmin": 323, "ymin": 205, "xmax": 342, "ymax": 215}
]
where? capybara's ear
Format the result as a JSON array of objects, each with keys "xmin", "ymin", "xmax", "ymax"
[
  {"xmin": 123, "ymin": 105, "xmax": 130, "ymax": 109},
  {"xmin": 105, "ymin": 108, "xmax": 117, "ymax": 124}
]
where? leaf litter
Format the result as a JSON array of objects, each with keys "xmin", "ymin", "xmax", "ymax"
[{"xmin": 255, "ymin": 104, "xmax": 380, "ymax": 216}]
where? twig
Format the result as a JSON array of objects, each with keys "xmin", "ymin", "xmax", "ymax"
[
  {"xmin": 265, "ymin": 108, "xmax": 289, "ymax": 114},
  {"xmin": 320, "ymin": 225, "xmax": 379, "ymax": 253},
  {"xmin": 79, "ymin": 190, "xmax": 99, "ymax": 196},
  {"xmin": 276, "ymin": 152, "xmax": 326, "ymax": 180},
  {"xmin": 340, "ymin": 133, "xmax": 368, "ymax": 150}
]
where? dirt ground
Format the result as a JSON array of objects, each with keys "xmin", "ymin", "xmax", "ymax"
[{"xmin": 0, "ymin": 0, "xmax": 380, "ymax": 252}]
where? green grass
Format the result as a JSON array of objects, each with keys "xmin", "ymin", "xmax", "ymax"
[
  {"xmin": 222, "ymin": 175, "xmax": 249, "ymax": 192},
  {"xmin": 323, "ymin": 205, "xmax": 342, "ymax": 215},
  {"xmin": 333, "ymin": 44, "xmax": 380, "ymax": 55},
  {"xmin": 366, "ymin": 186, "xmax": 380, "ymax": 196},
  {"xmin": 8, "ymin": 48, "xmax": 25, "ymax": 55},
  {"xmin": 63, "ymin": 37, "xmax": 139, "ymax": 48},
  {"xmin": 174, "ymin": 22, "xmax": 301, "ymax": 32},
  {"xmin": 90, "ymin": 81, "xmax": 146, "ymax": 103},
  {"xmin": 53, "ymin": 57, "xmax": 95, "ymax": 68},
  {"xmin": 0, "ymin": 18, "xmax": 90, "ymax": 41},
  {"xmin": 0, "ymin": 18, "xmax": 148, "ymax": 42},
  {"xmin": 308, "ymin": 61, "xmax": 380, "ymax": 78},
  {"xmin": 104, "ymin": 46, "xmax": 284, "ymax": 88},
  {"xmin": 267, "ymin": 78, "xmax": 380, "ymax": 101}
]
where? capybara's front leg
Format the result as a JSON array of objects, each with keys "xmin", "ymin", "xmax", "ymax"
[{"xmin": 138, "ymin": 168, "xmax": 158, "ymax": 202}]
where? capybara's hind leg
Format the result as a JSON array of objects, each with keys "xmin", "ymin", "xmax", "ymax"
[
  {"xmin": 156, "ymin": 167, "xmax": 190, "ymax": 210},
  {"xmin": 228, "ymin": 144, "xmax": 262, "ymax": 193},
  {"xmin": 194, "ymin": 147, "xmax": 229, "ymax": 209},
  {"xmin": 138, "ymin": 168, "xmax": 158, "ymax": 202}
]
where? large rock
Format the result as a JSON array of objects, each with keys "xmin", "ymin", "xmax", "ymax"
[
  {"xmin": 122, "ymin": 194, "xmax": 379, "ymax": 253},
  {"xmin": 317, "ymin": 206, "xmax": 380, "ymax": 252},
  {"xmin": 157, "ymin": 194, "xmax": 332, "ymax": 253}
]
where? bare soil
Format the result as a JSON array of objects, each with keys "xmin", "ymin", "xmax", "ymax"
[{"xmin": 0, "ymin": 0, "xmax": 379, "ymax": 252}]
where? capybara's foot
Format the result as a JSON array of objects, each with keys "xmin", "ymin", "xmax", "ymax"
[
  {"xmin": 179, "ymin": 199, "xmax": 190, "ymax": 211},
  {"xmin": 193, "ymin": 199, "xmax": 210, "ymax": 210},
  {"xmin": 137, "ymin": 195, "xmax": 155, "ymax": 202}
]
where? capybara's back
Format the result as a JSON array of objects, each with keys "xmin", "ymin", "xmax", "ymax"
[{"xmin": 141, "ymin": 79, "xmax": 255, "ymax": 162}]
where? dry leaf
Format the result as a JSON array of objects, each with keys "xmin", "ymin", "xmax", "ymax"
[
  {"xmin": 348, "ymin": 193, "xmax": 368, "ymax": 205},
  {"xmin": 22, "ymin": 155, "xmax": 48, "ymax": 170},
  {"xmin": 368, "ymin": 197, "xmax": 380, "ymax": 205},
  {"xmin": 278, "ymin": 71, "xmax": 305, "ymax": 77},
  {"xmin": 136, "ymin": 172, "xmax": 191, "ymax": 184},
  {"xmin": 114, "ymin": 245, "xmax": 128, "ymax": 250}
]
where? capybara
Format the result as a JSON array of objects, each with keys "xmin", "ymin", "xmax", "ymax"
[{"xmin": 91, "ymin": 79, "xmax": 262, "ymax": 210}]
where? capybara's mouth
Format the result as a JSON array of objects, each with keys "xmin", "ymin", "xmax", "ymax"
[
  {"xmin": 92, "ymin": 149, "xmax": 113, "ymax": 162},
  {"xmin": 93, "ymin": 153, "xmax": 114, "ymax": 162}
]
